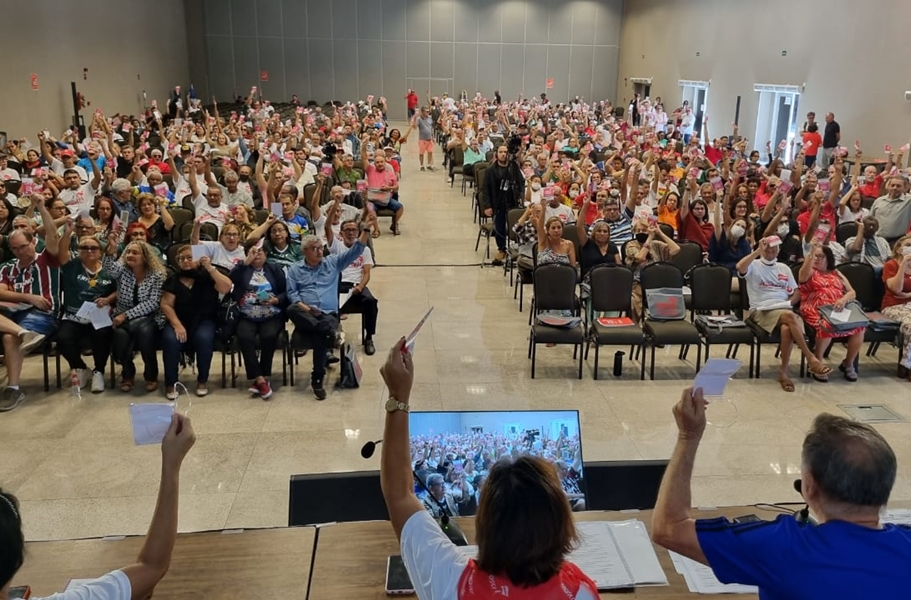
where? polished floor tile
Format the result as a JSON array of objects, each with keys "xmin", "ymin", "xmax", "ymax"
[{"xmin": 4, "ymin": 123, "xmax": 911, "ymax": 542}]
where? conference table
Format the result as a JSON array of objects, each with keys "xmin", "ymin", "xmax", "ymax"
[{"xmin": 14, "ymin": 506, "xmax": 780, "ymax": 598}]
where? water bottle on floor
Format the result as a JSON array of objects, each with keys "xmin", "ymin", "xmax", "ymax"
[{"xmin": 70, "ymin": 370, "xmax": 82, "ymax": 399}]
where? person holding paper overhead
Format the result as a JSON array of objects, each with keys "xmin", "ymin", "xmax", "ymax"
[
  {"xmin": 378, "ymin": 339, "xmax": 599, "ymax": 599},
  {"xmin": 287, "ymin": 227, "xmax": 371, "ymax": 400},
  {"xmin": 0, "ymin": 195, "xmax": 64, "ymax": 412},
  {"xmin": 651, "ymin": 387, "xmax": 911, "ymax": 599},
  {"xmin": 55, "ymin": 225, "xmax": 117, "ymax": 394},
  {"xmin": 797, "ymin": 241, "xmax": 866, "ymax": 382},
  {"xmin": 736, "ymin": 236, "xmax": 832, "ymax": 392},
  {"xmin": 0, "ymin": 412, "xmax": 196, "ymax": 599}
]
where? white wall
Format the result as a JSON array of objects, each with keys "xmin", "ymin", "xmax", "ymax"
[
  {"xmin": 617, "ymin": 0, "xmax": 911, "ymax": 155},
  {"xmin": 0, "ymin": 0, "xmax": 191, "ymax": 140}
]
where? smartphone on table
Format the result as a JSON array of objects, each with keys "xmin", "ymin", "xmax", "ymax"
[{"xmin": 385, "ymin": 555, "xmax": 414, "ymax": 595}]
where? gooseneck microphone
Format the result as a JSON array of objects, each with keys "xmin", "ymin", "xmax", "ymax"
[
  {"xmin": 361, "ymin": 439, "xmax": 382, "ymax": 459},
  {"xmin": 359, "ymin": 438, "xmax": 468, "ymax": 546}
]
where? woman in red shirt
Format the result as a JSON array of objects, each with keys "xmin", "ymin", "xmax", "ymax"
[
  {"xmin": 677, "ymin": 177, "xmax": 714, "ymax": 250},
  {"xmin": 801, "ymin": 123, "xmax": 822, "ymax": 168},
  {"xmin": 882, "ymin": 235, "xmax": 911, "ymax": 381}
]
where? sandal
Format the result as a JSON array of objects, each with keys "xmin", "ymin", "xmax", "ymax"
[
  {"xmin": 371, "ymin": 229, "xmax": 381, "ymax": 239},
  {"xmin": 808, "ymin": 362, "xmax": 832, "ymax": 377},
  {"xmin": 844, "ymin": 367, "xmax": 858, "ymax": 383},
  {"xmin": 778, "ymin": 378, "xmax": 795, "ymax": 392},
  {"xmin": 120, "ymin": 379, "xmax": 134, "ymax": 393},
  {"xmin": 810, "ymin": 373, "xmax": 829, "ymax": 383}
]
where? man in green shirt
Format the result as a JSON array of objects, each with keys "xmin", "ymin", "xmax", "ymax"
[{"xmin": 333, "ymin": 153, "xmax": 362, "ymax": 187}]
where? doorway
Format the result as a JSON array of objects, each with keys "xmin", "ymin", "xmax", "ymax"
[
  {"xmin": 679, "ymin": 80, "xmax": 709, "ymax": 136},
  {"xmin": 753, "ymin": 84, "xmax": 801, "ymax": 164}
]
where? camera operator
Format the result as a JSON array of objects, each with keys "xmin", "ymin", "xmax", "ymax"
[{"xmin": 482, "ymin": 138, "xmax": 525, "ymax": 265}]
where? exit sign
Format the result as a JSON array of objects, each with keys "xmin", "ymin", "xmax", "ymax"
[
  {"xmin": 696, "ymin": 51, "xmax": 700, "ymax": 57},
  {"xmin": 781, "ymin": 50, "xmax": 787, "ymax": 56}
]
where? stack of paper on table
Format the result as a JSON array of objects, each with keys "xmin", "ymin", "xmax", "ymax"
[
  {"xmin": 568, "ymin": 520, "xmax": 668, "ymax": 589},
  {"xmin": 669, "ymin": 551, "xmax": 758, "ymax": 594}
]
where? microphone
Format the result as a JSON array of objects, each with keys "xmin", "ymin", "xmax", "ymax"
[
  {"xmin": 359, "ymin": 438, "xmax": 468, "ymax": 546},
  {"xmin": 793, "ymin": 479, "xmax": 816, "ymax": 526},
  {"xmin": 361, "ymin": 439, "xmax": 382, "ymax": 459}
]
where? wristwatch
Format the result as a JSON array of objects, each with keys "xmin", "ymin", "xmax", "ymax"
[{"xmin": 385, "ymin": 397, "xmax": 410, "ymax": 413}]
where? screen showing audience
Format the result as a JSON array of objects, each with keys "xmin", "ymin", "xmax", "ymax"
[{"xmin": 409, "ymin": 410, "xmax": 585, "ymax": 516}]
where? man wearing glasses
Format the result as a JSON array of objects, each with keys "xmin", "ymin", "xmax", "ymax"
[
  {"xmin": 0, "ymin": 195, "xmax": 64, "ymax": 411},
  {"xmin": 286, "ymin": 224, "xmax": 373, "ymax": 400}
]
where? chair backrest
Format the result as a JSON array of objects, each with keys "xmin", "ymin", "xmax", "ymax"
[
  {"xmin": 167, "ymin": 207, "xmax": 194, "ymax": 239},
  {"xmin": 670, "ymin": 241, "xmax": 705, "ymax": 277},
  {"xmin": 561, "ymin": 224, "xmax": 581, "ymax": 262},
  {"xmin": 533, "ymin": 263, "xmax": 578, "ymax": 312},
  {"xmin": 836, "ymin": 262, "xmax": 883, "ymax": 311},
  {"xmin": 689, "ymin": 264, "xmax": 734, "ymax": 312},
  {"xmin": 835, "ymin": 221, "xmax": 858, "ymax": 245},
  {"xmin": 506, "ymin": 208, "xmax": 525, "ymax": 242},
  {"xmin": 475, "ymin": 165, "xmax": 488, "ymax": 205},
  {"xmin": 181, "ymin": 193, "xmax": 195, "ymax": 211},
  {"xmin": 450, "ymin": 146, "xmax": 464, "ymax": 167},
  {"xmin": 640, "ymin": 261, "xmax": 684, "ymax": 292},
  {"xmin": 254, "ymin": 209, "xmax": 269, "ymax": 225},
  {"xmin": 165, "ymin": 242, "xmax": 185, "ymax": 271},
  {"xmin": 589, "ymin": 265, "xmax": 634, "ymax": 313},
  {"xmin": 302, "ymin": 183, "xmax": 318, "ymax": 207},
  {"xmin": 658, "ymin": 223, "xmax": 675, "ymax": 240}
]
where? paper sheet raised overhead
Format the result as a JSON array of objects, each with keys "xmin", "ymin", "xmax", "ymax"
[
  {"xmin": 568, "ymin": 520, "xmax": 668, "ymax": 590},
  {"xmin": 669, "ymin": 551, "xmax": 758, "ymax": 594}
]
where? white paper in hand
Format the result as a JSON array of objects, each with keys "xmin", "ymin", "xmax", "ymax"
[
  {"xmin": 693, "ymin": 358, "xmax": 742, "ymax": 397},
  {"xmin": 129, "ymin": 403, "xmax": 174, "ymax": 446},
  {"xmin": 190, "ymin": 245, "xmax": 207, "ymax": 261},
  {"xmin": 405, "ymin": 307, "xmax": 434, "ymax": 353}
]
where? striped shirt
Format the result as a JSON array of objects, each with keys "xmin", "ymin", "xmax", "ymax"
[
  {"xmin": 102, "ymin": 255, "xmax": 165, "ymax": 326},
  {"xmin": 0, "ymin": 249, "xmax": 61, "ymax": 315}
]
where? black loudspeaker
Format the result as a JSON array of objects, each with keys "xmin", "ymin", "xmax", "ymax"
[
  {"xmin": 582, "ymin": 460, "xmax": 669, "ymax": 511},
  {"xmin": 288, "ymin": 471, "xmax": 390, "ymax": 526}
]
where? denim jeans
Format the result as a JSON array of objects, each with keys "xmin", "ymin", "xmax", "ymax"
[{"xmin": 161, "ymin": 319, "xmax": 217, "ymax": 386}]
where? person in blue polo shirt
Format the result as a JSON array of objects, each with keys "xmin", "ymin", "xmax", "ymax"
[
  {"xmin": 286, "ymin": 225, "xmax": 373, "ymax": 401},
  {"xmin": 651, "ymin": 387, "xmax": 911, "ymax": 599}
]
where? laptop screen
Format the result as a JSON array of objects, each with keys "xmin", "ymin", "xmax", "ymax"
[{"xmin": 409, "ymin": 410, "xmax": 585, "ymax": 517}]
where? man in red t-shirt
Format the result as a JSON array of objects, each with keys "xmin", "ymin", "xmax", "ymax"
[{"xmin": 405, "ymin": 89, "xmax": 419, "ymax": 119}]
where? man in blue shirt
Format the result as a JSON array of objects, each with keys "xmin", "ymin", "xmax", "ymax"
[
  {"xmin": 287, "ymin": 228, "xmax": 372, "ymax": 400},
  {"xmin": 651, "ymin": 387, "xmax": 911, "ymax": 599}
]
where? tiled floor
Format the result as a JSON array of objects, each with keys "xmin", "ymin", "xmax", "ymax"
[{"xmin": 4, "ymin": 126, "xmax": 911, "ymax": 542}]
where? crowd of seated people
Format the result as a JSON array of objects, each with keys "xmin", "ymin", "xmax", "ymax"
[
  {"xmin": 410, "ymin": 429, "xmax": 583, "ymax": 517},
  {"xmin": 435, "ymin": 95, "xmax": 911, "ymax": 386},
  {"xmin": 0, "ymin": 90, "xmax": 403, "ymax": 411}
]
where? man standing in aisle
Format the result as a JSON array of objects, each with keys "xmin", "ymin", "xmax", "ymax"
[
  {"xmin": 482, "ymin": 144, "xmax": 524, "ymax": 265},
  {"xmin": 405, "ymin": 89, "xmax": 419, "ymax": 120},
  {"xmin": 415, "ymin": 106, "xmax": 436, "ymax": 172},
  {"xmin": 818, "ymin": 112, "xmax": 840, "ymax": 170}
]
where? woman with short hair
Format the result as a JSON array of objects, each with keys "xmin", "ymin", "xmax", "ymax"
[
  {"xmin": 160, "ymin": 245, "xmax": 233, "ymax": 399},
  {"xmin": 379, "ymin": 340, "xmax": 599, "ymax": 599}
]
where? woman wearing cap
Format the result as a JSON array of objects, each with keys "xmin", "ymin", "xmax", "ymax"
[{"xmin": 379, "ymin": 340, "xmax": 599, "ymax": 600}]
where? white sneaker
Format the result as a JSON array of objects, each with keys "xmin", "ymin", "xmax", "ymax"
[
  {"xmin": 91, "ymin": 371, "xmax": 105, "ymax": 394},
  {"xmin": 19, "ymin": 330, "xmax": 46, "ymax": 354}
]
